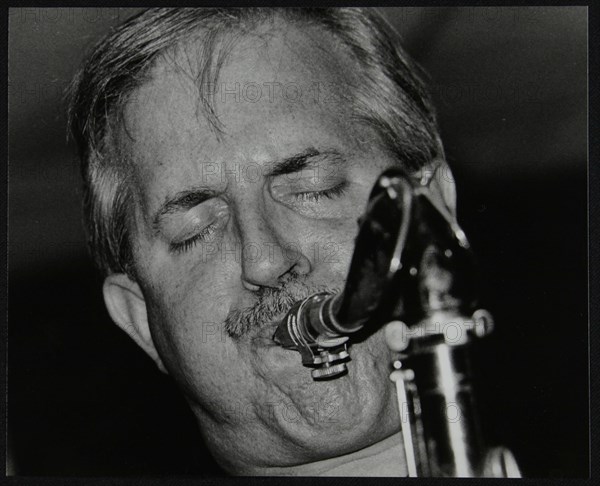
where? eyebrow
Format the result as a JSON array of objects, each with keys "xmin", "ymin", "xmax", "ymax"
[
  {"xmin": 267, "ymin": 147, "xmax": 335, "ymax": 177},
  {"xmin": 151, "ymin": 147, "xmax": 344, "ymax": 232}
]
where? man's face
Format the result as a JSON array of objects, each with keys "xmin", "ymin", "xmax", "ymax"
[{"xmin": 121, "ymin": 23, "xmax": 404, "ymax": 471}]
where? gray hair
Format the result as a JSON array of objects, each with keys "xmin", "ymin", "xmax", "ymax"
[{"xmin": 68, "ymin": 7, "xmax": 442, "ymax": 277}]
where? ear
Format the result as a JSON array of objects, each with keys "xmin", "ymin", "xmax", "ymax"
[{"xmin": 103, "ymin": 273, "xmax": 167, "ymax": 373}]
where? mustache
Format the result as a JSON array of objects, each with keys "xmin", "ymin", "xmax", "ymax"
[{"xmin": 224, "ymin": 276, "xmax": 339, "ymax": 339}]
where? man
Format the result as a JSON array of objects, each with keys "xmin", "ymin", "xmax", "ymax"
[{"xmin": 68, "ymin": 7, "xmax": 457, "ymax": 475}]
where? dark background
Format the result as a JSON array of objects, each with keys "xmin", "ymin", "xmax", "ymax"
[{"xmin": 8, "ymin": 7, "xmax": 588, "ymax": 477}]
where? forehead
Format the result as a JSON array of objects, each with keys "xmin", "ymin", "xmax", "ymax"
[{"xmin": 120, "ymin": 20, "xmax": 367, "ymax": 215}]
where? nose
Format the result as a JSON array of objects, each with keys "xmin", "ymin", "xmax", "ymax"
[{"xmin": 234, "ymin": 204, "xmax": 312, "ymax": 289}]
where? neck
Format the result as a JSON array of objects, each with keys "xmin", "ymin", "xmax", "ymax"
[{"xmin": 245, "ymin": 432, "xmax": 407, "ymax": 476}]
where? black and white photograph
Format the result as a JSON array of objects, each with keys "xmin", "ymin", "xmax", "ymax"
[{"xmin": 7, "ymin": 6, "xmax": 589, "ymax": 478}]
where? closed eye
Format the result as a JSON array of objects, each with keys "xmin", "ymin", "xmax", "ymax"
[
  {"xmin": 292, "ymin": 181, "xmax": 348, "ymax": 203},
  {"xmin": 169, "ymin": 222, "xmax": 218, "ymax": 254}
]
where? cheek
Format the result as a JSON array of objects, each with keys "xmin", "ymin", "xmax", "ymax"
[
  {"xmin": 311, "ymin": 199, "xmax": 366, "ymax": 264},
  {"xmin": 141, "ymin": 261, "xmax": 244, "ymax": 401},
  {"xmin": 315, "ymin": 222, "xmax": 357, "ymax": 277}
]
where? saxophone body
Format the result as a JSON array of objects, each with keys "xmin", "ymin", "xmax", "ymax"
[{"xmin": 273, "ymin": 164, "xmax": 521, "ymax": 477}]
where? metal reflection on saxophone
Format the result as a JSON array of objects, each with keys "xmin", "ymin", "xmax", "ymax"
[{"xmin": 272, "ymin": 162, "xmax": 521, "ymax": 478}]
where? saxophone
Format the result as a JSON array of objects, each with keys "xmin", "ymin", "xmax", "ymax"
[{"xmin": 272, "ymin": 163, "xmax": 521, "ymax": 477}]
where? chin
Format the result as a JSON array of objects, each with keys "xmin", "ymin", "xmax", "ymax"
[{"xmin": 262, "ymin": 338, "xmax": 395, "ymax": 442}]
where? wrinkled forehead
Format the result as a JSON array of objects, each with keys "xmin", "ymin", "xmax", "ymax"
[
  {"xmin": 118, "ymin": 19, "xmax": 366, "ymax": 196},
  {"xmin": 122, "ymin": 19, "xmax": 360, "ymax": 135},
  {"xmin": 163, "ymin": 17, "xmax": 358, "ymax": 101}
]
